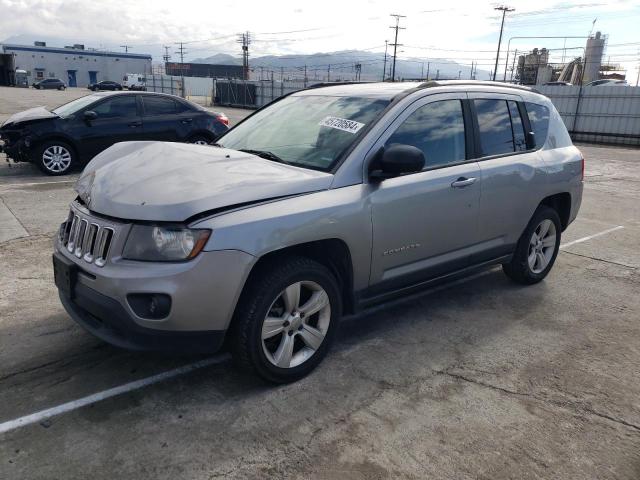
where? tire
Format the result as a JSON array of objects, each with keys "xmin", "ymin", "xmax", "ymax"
[
  {"xmin": 503, "ymin": 206, "xmax": 562, "ymax": 285},
  {"xmin": 229, "ymin": 256, "xmax": 342, "ymax": 383},
  {"xmin": 36, "ymin": 140, "xmax": 76, "ymax": 176},
  {"xmin": 187, "ymin": 135, "xmax": 212, "ymax": 145}
]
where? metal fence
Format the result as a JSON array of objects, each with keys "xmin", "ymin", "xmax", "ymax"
[
  {"xmin": 213, "ymin": 79, "xmax": 311, "ymax": 109},
  {"xmin": 537, "ymin": 85, "xmax": 640, "ymax": 146}
]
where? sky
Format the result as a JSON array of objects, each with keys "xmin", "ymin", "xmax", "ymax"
[{"xmin": 1, "ymin": 0, "xmax": 639, "ymax": 79}]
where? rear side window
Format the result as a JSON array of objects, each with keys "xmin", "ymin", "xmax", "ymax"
[
  {"xmin": 474, "ymin": 99, "xmax": 514, "ymax": 156},
  {"xmin": 508, "ymin": 101, "xmax": 527, "ymax": 152},
  {"xmin": 386, "ymin": 99, "xmax": 466, "ymax": 169},
  {"xmin": 525, "ymin": 102, "xmax": 550, "ymax": 148},
  {"xmin": 143, "ymin": 96, "xmax": 177, "ymax": 115}
]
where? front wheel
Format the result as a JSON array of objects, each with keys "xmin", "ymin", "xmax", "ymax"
[
  {"xmin": 503, "ymin": 206, "xmax": 561, "ymax": 284},
  {"xmin": 229, "ymin": 256, "xmax": 341, "ymax": 383},
  {"xmin": 36, "ymin": 141, "xmax": 75, "ymax": 175}
]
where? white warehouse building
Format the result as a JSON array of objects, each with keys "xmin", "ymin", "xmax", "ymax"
[{"xmin": 0, "ymin": 42, "xmax": 152, "ymax": 87}]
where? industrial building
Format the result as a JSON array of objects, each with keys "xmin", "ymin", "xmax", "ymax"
[
  {"xmin": 0, "ymin": 42, "xmax": 152, "ymax": 87},
  {"xmin": 515, "ymin": 31, "xmax": 617, "ymax": 86},
  {"xmin": 165, "ymin": 62, "xmax": 245, "ymax": 79}
]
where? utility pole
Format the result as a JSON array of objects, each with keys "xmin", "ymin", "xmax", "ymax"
[
  {"xmin": 120, "ymin": 45, "xmax": 132, "ymax": 53},
  {"xmin": 421, "ymin": 62, "xmax": 424, "ymax": 80},
  {"xmin": 426, "ymin": 62, "xmax": 430, "ymax": 80},
  {"xmin": 510, "ymin": 49, "xmax": 518, "ymax": 82},
  {"xmin": 327, "ymin": 64, "xmax": 331, "ymax": 82},
  {"xmin": 162, "ymin": 45, "xmax": 171, "ymax": 64},
  {"xmin": 458, "ymin": 70, "xmax": 462, "ymax": 79},
  {"xmin": 470, "ymin": 61, "xmax": 474, "ymax": 79},
  {"xmin": 492, "ymin": 5, "xmax": 514, "ymax": 81},
  {"xmin": 389, "ymin": 14, "xmax": 406, "ymax": 82},
  {"xmin": 237, "ymin": 32, "xmax": 251, "ymax": 80},
  {"xmin": 304, "ymin": 65, "xmax": 308, "ymax": 87},
  {"xmin": 175, "ymin": 42, "xmax": 187, "ymax": 97},
  {"xmin": 355, "ymin": 62, "xmax": 362, "ymax": 81},
  {"xmin": 382, "ymin": 40, "xmax": 389, "ymax": 81}
]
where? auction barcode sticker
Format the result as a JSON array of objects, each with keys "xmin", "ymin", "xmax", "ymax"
[{"xmin": 318, "ymin": 116, "xmax": 365, "ymax": 134}]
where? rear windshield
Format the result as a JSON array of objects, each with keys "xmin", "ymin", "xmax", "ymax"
[
  {"xmin": 525, "ymin": 102, "xmax": 550, "ymax": 148},
  {"xmin": 217, "ymin": 95, "xmax": 390, "ymax": 172}
]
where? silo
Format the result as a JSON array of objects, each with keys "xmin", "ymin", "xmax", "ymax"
[{"xmin": 583, "ymin": 31, "xmax": 605, "ymax": 84}]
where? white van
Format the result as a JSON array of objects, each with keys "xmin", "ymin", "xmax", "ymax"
[{"xmin": 122, "ymin": 73, "xmax": 147, "ymax": 91}]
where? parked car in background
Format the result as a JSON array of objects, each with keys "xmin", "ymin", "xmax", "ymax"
[
  {"xmin": 33, "ymin": 78, "xmax": 66, "ymax": 90},
  {"xmin": 88, "ymin": 81, "xmax": 123, "ymax": 91},
  {"xmin": 544, "ymin": 81, "xmax": 572, "ymax": 86},
  {"xmin": 585, "ymin": 79, "xmax": 629, "ymax": 86},
  {"xmin": 123, "ymin": 73, "xmax": 147, "ymax": 91},
  {"xmin": 53, "ymin": 81, "xmax": 583, "ymax": 383},
  {"xmin": 0, "ymin": 92, "xmax": 229, "ymax": 175}
]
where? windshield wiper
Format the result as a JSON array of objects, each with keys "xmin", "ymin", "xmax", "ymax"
[{"xmin": 239, "ymin": 149, "xmax": 290, "ymax": 164}]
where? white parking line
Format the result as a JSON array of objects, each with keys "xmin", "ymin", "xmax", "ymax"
[
  {"xmin": 0, "ymin": 180, "xmax": 76, "ymax": 188},
  {"xmin": 560, "ymin": 226, "xmax": 624, "ymax": 249},
  {"xmin": 0, "ymin": 354, "xmax": 229, "ymax": 435}
]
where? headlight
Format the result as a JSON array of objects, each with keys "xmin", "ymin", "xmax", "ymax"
[{"xmin": 123, "ymin": 225, "xmax": 211, "ymax": 261}]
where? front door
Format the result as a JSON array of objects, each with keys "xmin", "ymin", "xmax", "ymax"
[
  {"xmin": 88, "ymin": 71, "xmax": 98, "ymax": 84},
  {"xmin": 367, "ymin": 94, "xmax": 482, "ymax": 294},
  {"xmin": 67, "ymin": 70, "xmax": 77, "ymax": 87},
  {"xmin": 71, "ymin": 95, "xmax": 143, "ymax": 160}
]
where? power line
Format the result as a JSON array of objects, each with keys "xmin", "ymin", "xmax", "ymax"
[{"xmin": 389, "ymin": 13, "xmax": 406, "ymax": 82}]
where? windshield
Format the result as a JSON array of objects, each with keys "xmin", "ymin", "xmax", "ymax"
[
  {"xmin": 217, "ymin": 95, "xmax": 389, "ymax": 171},
  {"xmin": 52, "ymin": 95, "xmax": 101, "ymax": 117}
]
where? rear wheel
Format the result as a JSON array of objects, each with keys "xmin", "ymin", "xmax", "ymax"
[
  {"xmin": 503, "ymin": 206, "xmax": 561, "ymax": 284},
  {"xmin": 229, "ymin": 256, "xmax": 341, "ymax": 383},
  {"xmin": 36, "ymin": 141, "xmax": 75, "ymax": 175},
  {"xmin": 188, "ymin": 134, "xmax": 212, "ymax": 145}
]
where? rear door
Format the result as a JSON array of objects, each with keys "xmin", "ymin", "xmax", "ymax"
[
  {"xmin": 71, "ymin": 94, "xmax": 144, "ymax": 159},
  {"xmin": 140, "ymin": 95, "xmax": 192, "ymax": 142},
  {"xmin": 367, "ymin": 93, "xmax": 482, "ymax": 293},
  {"xmin": 468, "ymin": 94, "xmax": 547, "ymax": 260}
]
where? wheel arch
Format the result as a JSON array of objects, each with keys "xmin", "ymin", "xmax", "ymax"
[
  {"xmin": 243, "ymin": 239, "xmax": 356, "ymax": 315},
  {"xmin": 538, "ymin": 192, "xmax": 572, "ymax": 231},
  {"xmin": 186, "ymin": 129, "xmax": 218, "ymax": 143},
  {"xmin": 32, "ymin": 135, "xmax": 79, "ymax": 159}
]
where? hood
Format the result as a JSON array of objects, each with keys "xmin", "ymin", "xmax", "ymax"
[
  {"xmin": 76, "ymin": 141, "xmax": 334, "ymax": 222},
  {"xmin": 1, "ymin": 106, "xmax": 57, "ymax": 128}
]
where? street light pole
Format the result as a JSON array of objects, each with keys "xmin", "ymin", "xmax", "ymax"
[{"xmin": 492, "ymin": 5, "xmax": 514, "ymax": 81}]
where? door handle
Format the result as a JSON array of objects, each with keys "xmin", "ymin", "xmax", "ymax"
[
  {"xmin": 181, "ymin": 118, "xmax": 193, "ymax": 124},
  {"xmin": 128, "ymin": 121, "xmax": 142, "ymax": 128},
  {"xmin": 451, "ymin": 177, "xmax": 477, "ymax": 188}
]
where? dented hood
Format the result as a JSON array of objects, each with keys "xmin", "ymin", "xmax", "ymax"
[
  {"xmin": 1, "ymin": 106, "xmax": 57, "ymax": 128},
  {"xmin": 76, "ymin": 141, "xmax": 333, "ymax": 222}
]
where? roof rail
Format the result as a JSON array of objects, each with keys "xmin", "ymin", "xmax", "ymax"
[
  {"xmin": 303, "ymin": 81, "xmax": 370, "ymax": 90},
  {"xmin": 416, "ymin": 80, "xmax": 539, "ymax": 94}
]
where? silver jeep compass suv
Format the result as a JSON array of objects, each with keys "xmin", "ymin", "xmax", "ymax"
[{"xmin": 53, "ymin": 81, "xmax": 583, "ymax": 382}]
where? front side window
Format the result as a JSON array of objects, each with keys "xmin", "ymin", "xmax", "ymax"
[
  {"xmin": 143, "ymin": 96, "xmax": 177, "ymax": 115},
  {"xmin": 218, "ymin": 95, "xmax": 389, "ymax": 171},
  {"xmin": 474, "ymin": 99, "xmax": 515, "ymax": 156},
  {"xmin": 525, "ymin": 102, "xmax": 550, "ymax": 148},
  {"xmin": 93, "ymin": 96, "xmax": 138, "ymax": 118},
  {"xmin": 385, "ymin": 100, "xmax": 466, "ymax": 169}
]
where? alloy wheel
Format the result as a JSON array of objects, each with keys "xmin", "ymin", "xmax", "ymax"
[
  {"xmin": 261, "ymin": 281, "xmax": 331, "ymax": 369},
  {"xmin": 42, "ymin": 145, "xmax": 72, "ymax": 173},
  {"xmin": 528, "ymin": 219, "xmax": 557, "ymax": 274}
]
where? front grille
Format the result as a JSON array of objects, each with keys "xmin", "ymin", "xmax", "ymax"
[{"xmin": 59, "ymin": 207, "xmax": 115, "ymax": 267}]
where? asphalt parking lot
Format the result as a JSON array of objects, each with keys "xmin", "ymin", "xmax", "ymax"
[{"xmin": 1, "ymin": 87, "xmax": 639, "ymax": 479}]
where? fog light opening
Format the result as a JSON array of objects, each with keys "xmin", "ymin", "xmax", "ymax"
[{"xmin": 127, "ymin": 293, "xmax": 172, "ymax": 320}]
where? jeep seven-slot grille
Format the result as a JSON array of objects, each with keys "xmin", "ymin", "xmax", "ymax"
[{"xmin": 59, "ymin": 210, "xmax": 114, "ymax": 267}]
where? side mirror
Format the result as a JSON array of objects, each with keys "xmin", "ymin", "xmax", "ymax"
[
  {"xmin": 83, "ymin": 110, "xmax": 98, "ymax": 122},
  {"xmin": 369, "ymin": 144, "xmax": 425, "ymax": 181}
]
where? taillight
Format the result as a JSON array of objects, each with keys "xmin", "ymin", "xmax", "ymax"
[{"xmin": 216, "ymin": 114, "xmax": 229, "ymax": 126}]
